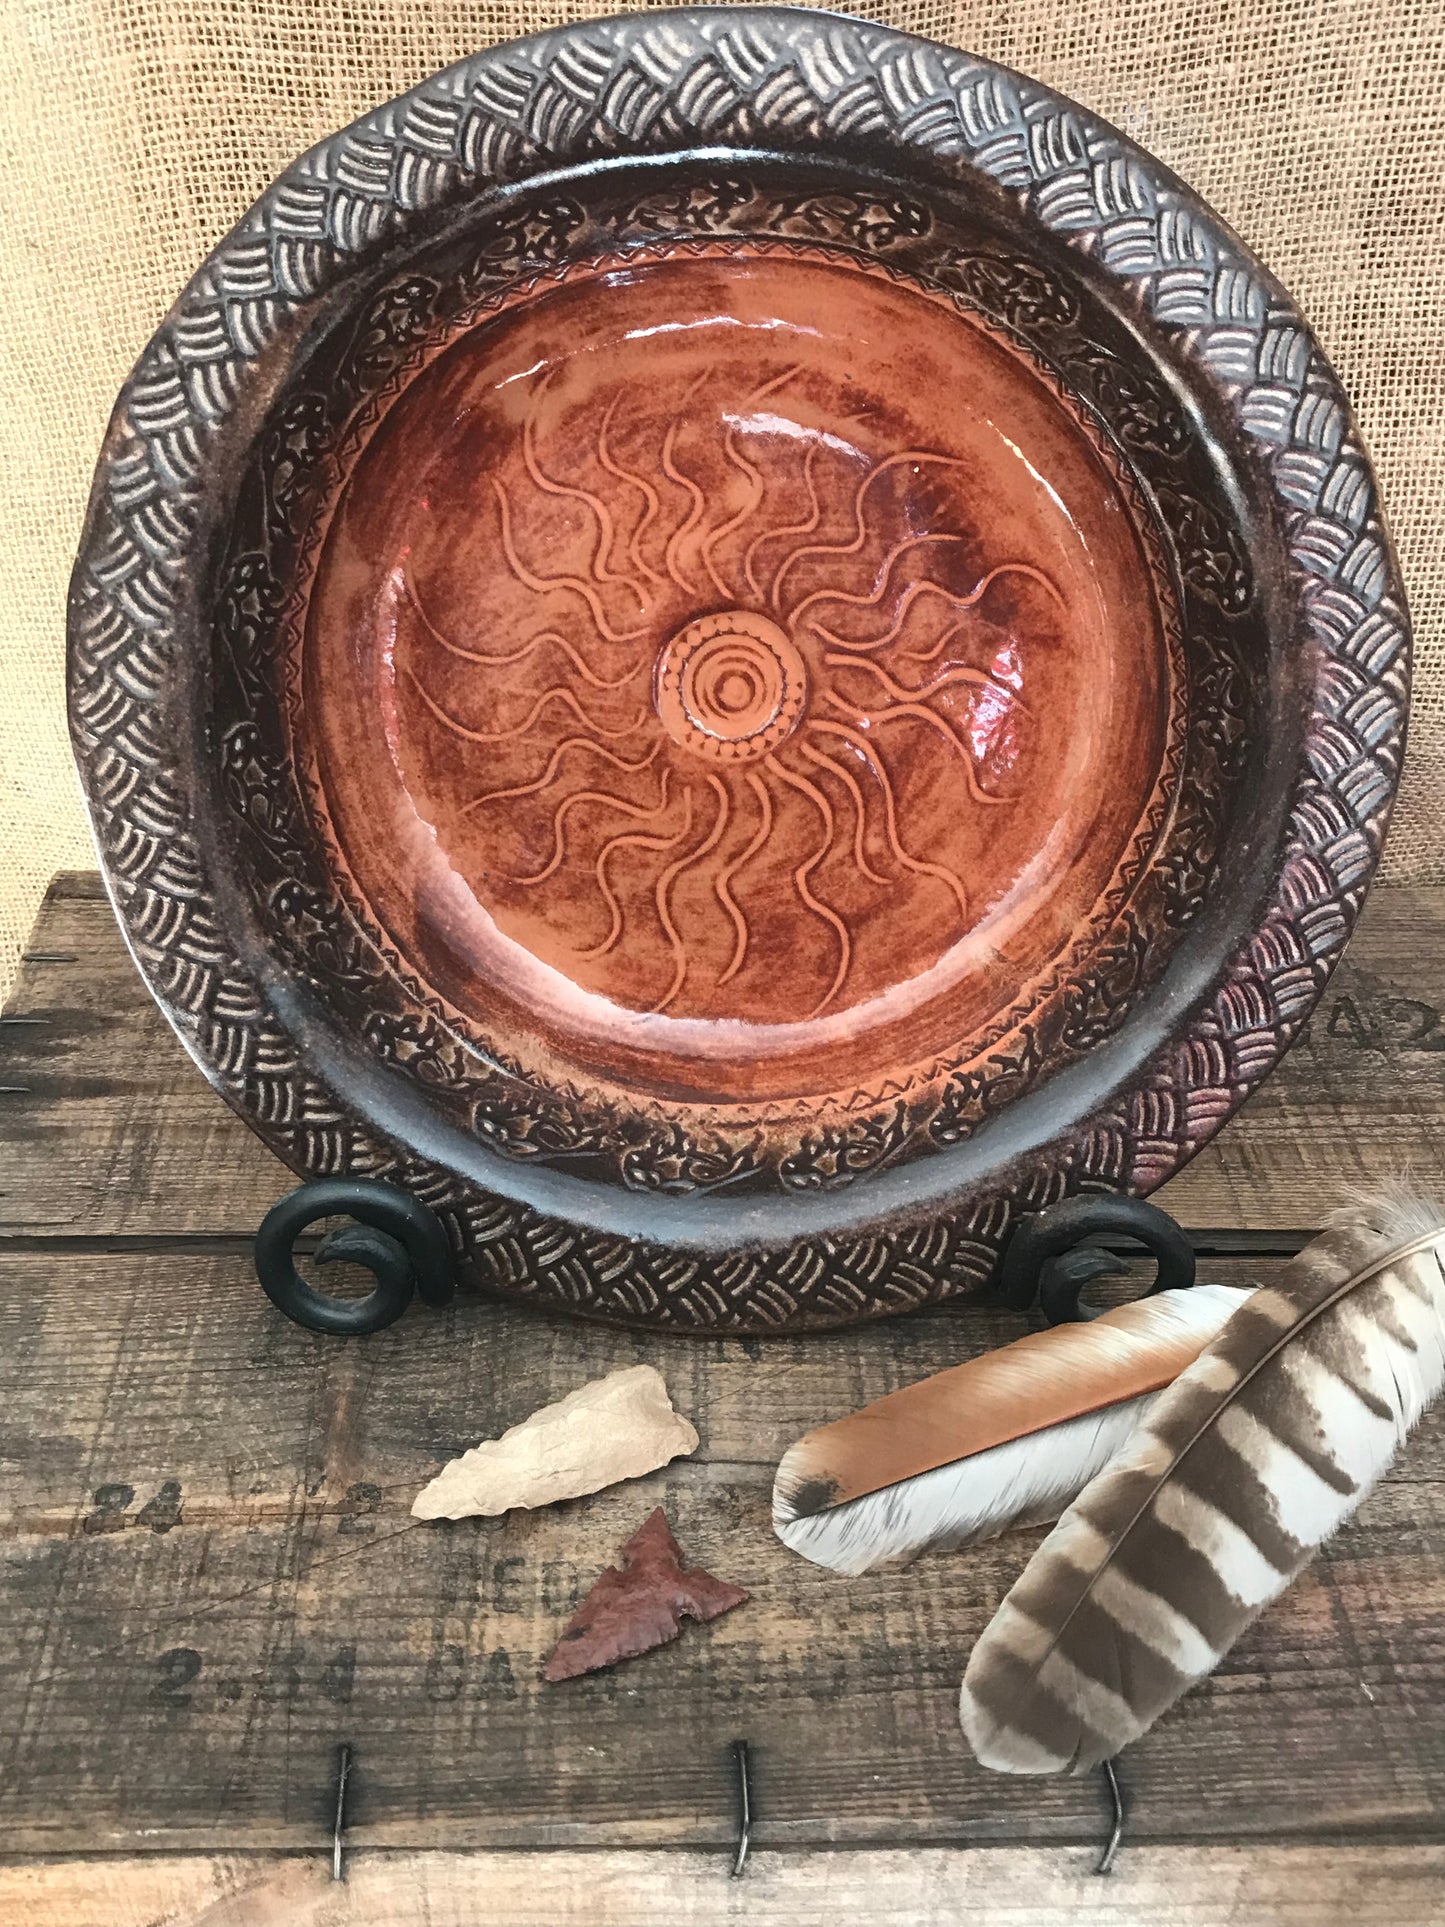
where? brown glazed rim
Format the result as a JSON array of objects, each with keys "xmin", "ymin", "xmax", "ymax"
[{"xmin": 68, "ymin": 9, "xmax": 1410, "ymax": 1332}]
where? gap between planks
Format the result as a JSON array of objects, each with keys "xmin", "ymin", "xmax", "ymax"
[{"xmin": 0, "ymin": 1229, "xmax": 1319, "ymax": 1257}]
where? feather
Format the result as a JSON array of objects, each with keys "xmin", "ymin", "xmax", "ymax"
[
  {"xmin": 960, "ymin": 1192, "xmax": 1445, "ymax": 1774},
  {"xmin": 774, "ymin": 1285, "xmax": 1250, "ymax": 1574}
]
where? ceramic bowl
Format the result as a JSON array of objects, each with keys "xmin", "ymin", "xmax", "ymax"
[{"xmin": 69, "ymin": 8, "xmax": 1408, "ymax": 1331}]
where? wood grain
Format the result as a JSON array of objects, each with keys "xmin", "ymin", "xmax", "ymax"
[
  {"xmin": 3, "ymin": 876, "xmax": 1445, "ymax": 1241},
  {"xmin": 0, "ymin": 1244, "xmax": 1441, "ymax": 1855},
  {"xmin": 5, "ymin": 1847, "xmax": 1443, "ymax": 1927},
  {"xmin": 0, "ymin": 875, "xmax": 1443, "ymax": 1888}
]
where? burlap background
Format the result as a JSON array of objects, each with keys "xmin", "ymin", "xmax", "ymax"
[{"xmin": 3, "ymin": 1, "xmax": 1441, "ymax": 996}]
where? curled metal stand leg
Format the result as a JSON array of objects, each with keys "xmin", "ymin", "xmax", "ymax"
[
  {"xmin": 255, "ymin": 1178, "xmax": 454, "ymax": 1335},
  {"xmin": 998, "ymin": 1194, "xmax": 1195, "ymax": 1325}
]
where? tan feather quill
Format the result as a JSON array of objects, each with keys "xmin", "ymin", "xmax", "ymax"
[
  {"xmin": 774, "ymin": 1285, "xmax": 1249, "ymax": 1574},
  {"xmin": 960, "ymin": 1193, "xmax": 1445, "ymax": 1774}
]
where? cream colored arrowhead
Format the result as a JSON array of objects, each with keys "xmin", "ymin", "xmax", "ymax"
[{"xmin": 411, "ymin": 1365, "xmax": 699, "ymax": 1521}]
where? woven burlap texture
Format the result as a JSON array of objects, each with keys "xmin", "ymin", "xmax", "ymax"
[{"xmin": 3, "ymin": 1, "xmax": 1441, "ymax": 996}]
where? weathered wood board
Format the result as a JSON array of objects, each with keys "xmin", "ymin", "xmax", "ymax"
[
  {"xmin": 5, "ymin": 1846, "xmax": 1445, "ymax": 1927},
  {"xmin": 0, "ymin": 876, "xmax": 1443, "ymax": 1892},
  {"xmin": 0, "ymin": 1242, "xmax": 1443, "ymax": 1858}
]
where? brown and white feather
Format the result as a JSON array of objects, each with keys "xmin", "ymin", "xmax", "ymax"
[
  {"xmin": 774, "ymin": 1284, "xmax": 1249, "ymax": 1574},
  {"xmin": 960, "ymin": 1193, "xmax": 1445, "ymax": 1774}
]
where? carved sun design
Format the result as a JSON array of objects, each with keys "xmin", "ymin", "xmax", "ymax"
[{"xmin": 397, "ymin": 365, "xmax": 1064, "ymax": 1024}]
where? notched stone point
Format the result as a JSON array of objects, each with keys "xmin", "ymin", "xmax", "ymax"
[
  {"xmin": 411, "ymin": 1365, "xmax": 698, "ymax": 1521},
  {"xmin": 543, "ymin": 1507, "xmax": 749, "ymax": 1682}
]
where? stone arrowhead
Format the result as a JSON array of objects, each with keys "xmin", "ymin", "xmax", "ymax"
[
  {"xmin": 412, "ymin": 1366, "xmax": 698, "ymax": 1520},
  {"xmin": 544, "ymin": 1508, "xmax": 748, "ymax": 1682}
]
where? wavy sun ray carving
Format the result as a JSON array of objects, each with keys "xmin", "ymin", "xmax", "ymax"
[{"xmin": 401, "ymin": 368, "xmax": 1062, "ymax": 1022}]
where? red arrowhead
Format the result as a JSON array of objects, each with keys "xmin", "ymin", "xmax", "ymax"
[{"xmin": 543, "ymin": 1508, "xmax": 748, "ymax": 1682}]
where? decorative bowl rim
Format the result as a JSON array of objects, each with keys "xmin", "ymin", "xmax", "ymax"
[{"xmin": 67, "ymin": 6, "xmax": 1409, "ymax": 1331}]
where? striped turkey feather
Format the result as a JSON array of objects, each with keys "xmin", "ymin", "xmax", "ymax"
[
  {"xmin": 774, "ymin": 1284, "xmax": 1250, "ymax": 1575},
  {"xmin": 960, "ymin": 1193, "xmax": 1445, "ymax": 1774}
]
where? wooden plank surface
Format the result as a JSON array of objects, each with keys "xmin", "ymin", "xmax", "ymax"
[
  {"xmin": 4, "ymin": 875, "xmax": 1445, "ymax": 1241},
  {"xmin": 0, "ymin": 1257, "xmax": 1442, "ymax": 1856},
  {"xmin": 0, "ymin": 876, "xmax": 1443, "ymax": 1891},
  {"xmin": 5, "ymin": 1847, "xmax": 1444, "ymax": 1927}
]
